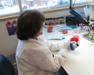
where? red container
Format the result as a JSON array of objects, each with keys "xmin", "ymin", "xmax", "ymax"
[
  {"xmin": 62, "ymin": 29, "xmax": 68, "ymax": 34},
  {"xmin": 44, "ymin": 25, "xmax": 49, "ymax": 28},
  {"xmin": 47, "ymin": 27, "xmax": 53, "ymax": 32},
  {"xmin": 70, "ymin": 35, "xmax": 79, "ymax": 42}
]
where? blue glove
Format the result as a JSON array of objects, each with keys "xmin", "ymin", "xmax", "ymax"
[
  {"xmin": 70, "ymin": 41, "xmax": 79, "ymax": 51},
  {"xmin": 64, "ymin": 41, "xmax": 80, "ymax": 52}
]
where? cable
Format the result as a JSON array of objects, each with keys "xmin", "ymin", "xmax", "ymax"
[{"xmin": 72, "ymin": 0, "xmax": 76, "ymax": 9}]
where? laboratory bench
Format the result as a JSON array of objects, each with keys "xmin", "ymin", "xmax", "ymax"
[{"xmin": 43, "ymin": 24, "xmax": 94, "ymax": 75}]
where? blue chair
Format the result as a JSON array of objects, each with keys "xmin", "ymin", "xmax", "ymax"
[{"xmin": 0, "ymin": 54, "xmax": 15, "ymax": 75}]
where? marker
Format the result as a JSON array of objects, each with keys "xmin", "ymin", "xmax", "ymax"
[{"xmin": 48, "ymin": 37, "xmax": 65, "ymax": 40}]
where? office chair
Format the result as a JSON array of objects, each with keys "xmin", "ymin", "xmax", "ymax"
[{"xmin": 0, "ymin": 54, "xmax": 15, "ymax": 75}]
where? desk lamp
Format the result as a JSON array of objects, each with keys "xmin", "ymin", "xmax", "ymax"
[{"xmin": 69, "ymin": 0, "xmax": 89, "ymax": 25}]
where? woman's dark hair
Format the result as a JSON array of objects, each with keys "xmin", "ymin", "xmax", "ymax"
[{"xmin": 16, "ymin": 10, "xmax": 45, "ymax": 40}]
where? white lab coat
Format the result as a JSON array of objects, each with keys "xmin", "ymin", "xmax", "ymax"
[{"xmin": 16, "ymin": 35, "xmax": 69, "ymax": 75}]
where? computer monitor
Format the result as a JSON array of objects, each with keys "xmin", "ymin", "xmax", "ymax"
[{"xmin": 69, "ymin": 0, "xmax": 89, "ymax": 25}]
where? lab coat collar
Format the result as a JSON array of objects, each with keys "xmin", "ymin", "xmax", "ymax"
[
  {"xmin": 28, "ymin": 38, "xmax": 47, "ymax": 46},
  {"xmin": 28, "ymin": 38, "xmax": 37, "ymax": 41},
  {"xmin": 28, "ymin": 38, "xmax": 39, "ymax": 43}
]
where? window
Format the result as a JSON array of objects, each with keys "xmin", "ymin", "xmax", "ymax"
[
  {"xmin": 72, "ymin": 0, "xmax": 87, "ymax": 4},
  {"xmin": 0, "ymin": 0, "xmax": 19, "ymax": 16},
  {"xmin": 21, "ymin": 0, "xmax": 88, "ymax": 11},
  {"xmin": 0, "ymin": 0, "xmax": 88, "ymax": 16}
]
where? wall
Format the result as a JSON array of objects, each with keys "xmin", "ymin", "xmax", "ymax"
[
  {"xmin": 0, "ymin": 21, "xmax": 18, "ymax": 56},
  {"xmin": 0, "ymin": 7, "xmax": 85, "ymax": 56}
]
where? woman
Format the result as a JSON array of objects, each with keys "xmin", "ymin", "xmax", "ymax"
[{"xmin": 16, "ymin": 10, "xmax": 79, "ymax": 75}]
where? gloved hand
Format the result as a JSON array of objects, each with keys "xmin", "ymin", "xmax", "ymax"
[
  {"xmin": 65, "ymin": 41, "xmax": 80, "ymax": 52},
  {"xmin": 57, "ymin": 41, "xmax": 79, "ymax": 62},
  {"xmin": 64, "ymin": 35, "xmax": 80, "ymax": 51},
  {"xmin": 57, "ymin": 40, "xmax": 79, "ymax": 64},
  {"xmin": 57, "ymin": 49, "xmax": 68, "ymax": 62}
]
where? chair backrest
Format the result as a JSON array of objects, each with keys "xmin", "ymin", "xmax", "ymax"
[{"xmin": 0, "ymin": 54, "xmax": 15, "ymax": 75}]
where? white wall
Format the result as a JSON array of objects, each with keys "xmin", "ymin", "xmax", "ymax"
[
  {"xmin": 0, "ymin": 21, "xmax": 18, "ymax": 56},
  {"xmin": 0, "ymin": 7, "xmax": 85, "ymax": 56}
]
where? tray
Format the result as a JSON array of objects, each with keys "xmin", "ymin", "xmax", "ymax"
[{"xmin": 83, "ymin": 34, "xmax": 94, "ymax": 43}]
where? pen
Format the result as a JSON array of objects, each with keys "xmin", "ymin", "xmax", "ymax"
[{"xmin": 48, "ymin": 37, "xmax": 65, "ymax": 40}]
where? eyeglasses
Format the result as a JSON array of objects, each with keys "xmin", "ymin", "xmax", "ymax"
[
  {"xmin": 43, "ymin": 22, "xmax": 45, "ymax": 26},
  {"xmin": 41, "ymin": 22, "xmax": 45, "ymax": 28}
]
